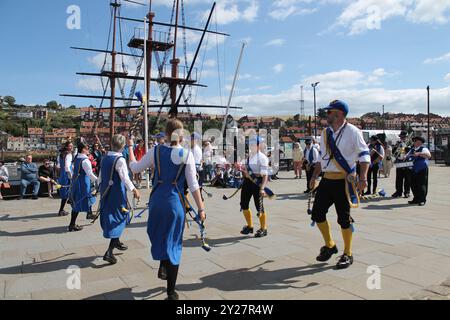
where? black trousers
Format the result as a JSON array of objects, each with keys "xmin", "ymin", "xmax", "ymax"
[
  {"xmin": 311, "ymin": 178, "xmax": 352, "ymax": 229},
  {"xmin": 240, "ymin": 178, "xmax": 264, "ymax": 212},
  {"xmin": 411, "ymin": 168, "xmax": 428, "ymax": 203},
  {"xmin": 367, "ymin": 163, "xmax": 379, "ymax": 194},
  {"xmin": 306, "ymin": 168, "xmax": 314, "ymax": 191},
  {"xmin": 395, "ymin": 167, "xmax": 411, "ymax": 195}
]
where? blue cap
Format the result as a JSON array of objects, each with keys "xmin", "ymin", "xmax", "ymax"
[
  {"xmin": 324, "ymin": 100, "xmax": 349, "ymax": 116},
  {"xmin": 155, "ymin": 132, "xmax": 166, "ymax": 139},
  {"xmin": 249, "ymin": 136, "xmax": 265, "ymax": 145},
  {"xmin": 191, "ymin": 132, "xmax": 202, "ymax": 140}
]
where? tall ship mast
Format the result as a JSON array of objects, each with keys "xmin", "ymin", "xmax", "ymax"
[{"xmin": 61, "ymin": 0, "xmax": 242, "ymax": 146}]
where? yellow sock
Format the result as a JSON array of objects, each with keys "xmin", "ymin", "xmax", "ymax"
[
  {"xmin": 243, "ymin": 209, "xmax": 253, "ymax": 228},
  {"xmin": 259, "ymin": 212, "xmax": 267, "ymax": 230},
  {"xmin": 317, "ymin": 221, "xmax": 336, "ymax": 248},
  {"xmin": 341, "ymin": 228, "xmax": 353, "ymax": 256}
]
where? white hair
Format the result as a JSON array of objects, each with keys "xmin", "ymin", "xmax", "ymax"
[{"xmin": 111, "ymin": 134, "xmax": 126, "ymax": 152}]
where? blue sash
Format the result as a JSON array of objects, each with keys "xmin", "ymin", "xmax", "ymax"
[{"xmin": 324, "ymin": 128, "xmax": 359, "ymax": 208}]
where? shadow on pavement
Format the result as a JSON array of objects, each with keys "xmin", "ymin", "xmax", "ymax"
[{"xmin": 177, "ymin": 262, "xmax": 333, "ymax": 293}]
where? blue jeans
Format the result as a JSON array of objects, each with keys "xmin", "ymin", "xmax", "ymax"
[{"xmin": 20, "ymin": 179, "xmax": 40, "ymax": 197}]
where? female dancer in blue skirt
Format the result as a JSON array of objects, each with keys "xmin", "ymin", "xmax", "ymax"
[
  {"xmin": 129, "ymin": 119, "xmax": 206, "ymax": 301},
  {"xmin": 57, "ymin": 141, "xmax": 73, "ymax": 217},
  {"xmin": 99, "ymin": 134, "xmax": 140, "ymax": 264},
  {"xmin": 68, "ymin": 139, "xmax": 98, "ymax": 232}
]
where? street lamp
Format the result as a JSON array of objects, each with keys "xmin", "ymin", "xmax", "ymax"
[
  {"xmin": 427, "ymin": 86, "xmax": 430, "ymax": 150},
  {"xmin": 311, "ymin": 82, "xmax": 320, "ymax": 137}
]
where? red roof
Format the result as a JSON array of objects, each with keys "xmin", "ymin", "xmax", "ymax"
[{"xmin": 281, "ymin": 137, "xmax": 293, "ymax": 143}]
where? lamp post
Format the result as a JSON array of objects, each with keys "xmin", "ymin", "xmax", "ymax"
[
  {"xmin": 427, "ymin": 86, "xmax": 430, "ymax": 150},
  {"xmin": 311, "ymin": 82, "xmax": 320, "ymax": 138}
]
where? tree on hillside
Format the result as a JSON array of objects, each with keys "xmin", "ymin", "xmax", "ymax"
[
  {"xmin": 46, "ymin": 100, "xmax": 61, "ymax": 110},
  {"xmin": 3, "ymin": 96, "xmax": 16, "ymax": 107}
]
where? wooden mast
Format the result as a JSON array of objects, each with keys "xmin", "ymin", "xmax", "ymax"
[
  {"xmin": 170, "ymin": 0, "xmax": 180, "ymax": 118},
  {"xmin": 110, "ymin": 0, "xmax": 120, "ymax": 144}
]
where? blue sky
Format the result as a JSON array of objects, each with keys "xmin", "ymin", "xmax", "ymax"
[{"xmin": 1, "ymin": 0, "xmax": 450, "ymax": 117}]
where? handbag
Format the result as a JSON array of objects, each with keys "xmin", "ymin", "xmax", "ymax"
[{"xmin": 1, "ymin": 182, "xmax": 11, "ymax": 189}]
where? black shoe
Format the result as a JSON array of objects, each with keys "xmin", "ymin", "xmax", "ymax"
[
  {"xmin": 86, "ymin": 213, "xmax": 96, "ymax": 220},
  {"xmin": 418, "ymin": 202, "xmax": 426, "ymax": 206},
  {"xmin": 58, "ymin": 210, "xmax": 69, "ymax": 217},
  {"xmin": 391, "ymin": 192, "xmax": 402, "ymax": 198},
  {"xmin": 240, "ymin": 226, "xmax": 254, "ymax": 235},
  {"xmin": 255, "ymin": 229, "xmax": 267, "ymax": 238},
  {"xmin": 303, "ymin": 189, "xmax": 311, "ymax": 194},
  {"xmin": 115, "ymin": 241, "xmax": 128, "ymax": 251},
  {"xmin": 68, "ymin": 225, "xmax": 83, "ymax": 232},
  {"xmin": 103, "ymin": 251, "xmax": 117, "ymax": 265},
  {"xmin": 32, "ymin": 196, "xmax": 39, "ymax": 200},
  {"xmin": 408, "ymin": 200, "xmax": 419, "ymax": 205},
  {"xmin": 404, "ymin": 193, "xmax": 410, "ymax": 198},
  {"xmin": 316, "ymin": 245, "xmax": 338, "ymax": 262},
  {"xmin": 336, "ymin": 254, "xmax": 354, "ymax": 269},
  {"xmin": 158, "ymin": 263, "xmax": 167, "ymax": 280},
  {"xmin": 166, "ymin": 292, "xmax": 179, "ymax": 300}
]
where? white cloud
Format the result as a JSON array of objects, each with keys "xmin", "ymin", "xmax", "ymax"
[
  {"xmin": 265, "ymin": 38, "xmax": 286, "ymax": 46},
  {"xmin": 424, "ymin": 52, "xmax": 450, "ymax": 64},
  {"xmin": 196, "ymin": 82, "xmax": 450, "ymax": 117},
  {"xmin": 269, "ymin": 0, "xmax": 318, "ymax": 20},
  {"xmin": 444, "ymin": 73, "xmax": 450, "ymax": 82},
  {"xmin": 273, "ymin": 64, "xmax": 285, "ymax": 74},
  {"xmin": 202, "ymin": 0, "xmax": 259, "ymax": 25},
  {"xmin": 331, "ymin": 0, "xmax": 450, "ymax": 35}
]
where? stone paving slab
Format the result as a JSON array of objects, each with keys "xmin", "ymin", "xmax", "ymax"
[{"xmin": 1, "ymin": 166, "xmax": 450, "ymax": 300}]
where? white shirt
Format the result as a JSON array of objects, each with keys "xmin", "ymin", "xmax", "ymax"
[
  {"xmin": 305, "ymin": 146, "xmax": 319, "ymax": 164},
  {"xmin": 248, "ymin": 151, "xmax": 269, "ymax": 176},
  {"xmin": 409, "ymin": 146, "xmax": 431, "ymax": 158},
  {"xmin": 64, "ymin": 153, "xmax": 73, "ymax": 178},
  {"xmin": 192, "ymin": 144, "xmax": 203, "ymax": 165},
  {"xmin": 75, "ymin": 154, "xmax": 97, "ymax": 182},
  {"xmin": 203, "ymin": 144, "xmax": 213, "ymax": 165},
  {"xmin": 0, "ymin": 166, "xmax": 9, "ymax": 182},
  {"xmin": 129, "ymin": 145, "xmax": 200, "ymax": 194},
  {"xmin": 98, "ymin": 151, "xmax": 135, "ymax": 192},
  {"xmin": 319, "ymin": 122, "xmax": 371, "ymax": 172}
]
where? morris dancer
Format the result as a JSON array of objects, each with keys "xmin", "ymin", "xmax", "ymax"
[
  {"xmin": 68, "ymin": 139, "xmax": 98, "ymax": 232},
  {"xmin": 129, "ymin": 119, "xmax": 206, "ymax": 301},
  {"xmin": 57, "ymin": 141, "xmax": 73, "ymax": 216},
  {"xmin": 309, "ymin": 100, "xmax": 370, "ymax": 269},
  {"xmin": 99, "ymin": 135, "xmax": 140, "ymax": 264},
  {"xmin": 239, "ymin": 136, "xmax": 270, "ymax": 238}
]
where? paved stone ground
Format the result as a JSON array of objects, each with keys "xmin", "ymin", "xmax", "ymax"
[{"xmin": 1, "ymin": 165, "xmax": 449, "ymax": 300}]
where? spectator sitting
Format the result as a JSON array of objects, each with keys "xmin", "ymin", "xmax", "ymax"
[
  {"xmin": 38, "ymin": 159, "xmax": 56, "ymax": 198},
  {"xmin": 19, "ymin": 154, "xmax": 40, "ymax": 200},
  {"xmin": 0, "ymin": 160, "xmax": 9, "ymax": 200}
]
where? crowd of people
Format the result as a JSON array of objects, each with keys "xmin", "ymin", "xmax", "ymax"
[{"xmin": 0, "ymin": 99, "xmax": 434, "ymax": 300}]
